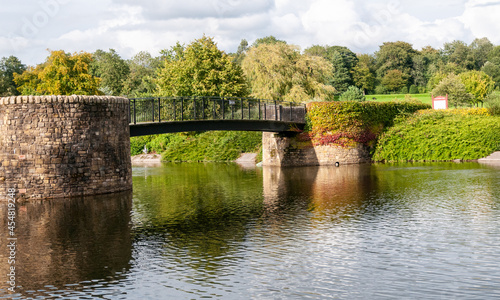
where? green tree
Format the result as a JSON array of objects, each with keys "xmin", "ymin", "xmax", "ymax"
[
  {"xmin": 381, "ymin": 69, "xmax": 408, "ymax": 93},
  {"xmin": 352, "ymin": 54, "xmax": 376, "ymax": 94},
  {"xmin": 431, "ymin": 74, "xmax": 473, "ymax": 107},
  {"xmin": 470, "ymin": 37, "xmax": 493, "ymax": 70},
  {"xmin": 375, "ymin": 41, "xmax": 417, "ymax": 79},
  {"xmin": 339, "ymin": 86, "xmax": 365, "ymax": 101},
  {"xmin": 90, "ymin": 49, "xmax": 130, "ymax": 95},
  {"xmin": 252, "ymin": 35, "xmax": 286, "ymax": 48},
  {"xmin": 242, "ymin": 43, "xmax": 335, "ymax": 101},
  {"xmin": 481, "ymin": 61, "xmax": 500, "ymax": 89},
  {"xmin": 442, "ymin": 40, "xmax": 475, "ymax": 70},
  {"xmin": 0, "ymin": 56, "xmax": 26, "ymax": 96},
  {"xmin": 232, "ymin": 39, "xmax": 249, "ymax": 65},
  {"xmin": 459, "ymin": 70, "xmax": 495, "ymax": 106},
  {"xmin": 156, "ymin": 36, "xmax": 248, "ymax": 97},
  {"xmin": 14, "ymin": 50, "xmax": 101, "ymax": 95},
  {"xmin": 123, "ymin": 51, "xmax": 160, "ymax": 97}
]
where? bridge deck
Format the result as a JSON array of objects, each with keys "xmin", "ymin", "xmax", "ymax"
[{"xmin": 128, "ymin": 97, "xmax": 306, "ymax": 136}]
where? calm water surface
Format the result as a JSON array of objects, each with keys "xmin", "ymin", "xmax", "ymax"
[{"xmin": 1, "ymin": 162, "xmax": 500, "ymax": 299}]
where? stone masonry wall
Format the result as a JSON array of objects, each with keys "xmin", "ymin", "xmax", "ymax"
[
  {"xmin": 262, "ymin": 132, "xmax": 371, "ymax": 167},
  {"xmin": 0, "ymin": 95, "xmax": 132, "ymax": 200}
]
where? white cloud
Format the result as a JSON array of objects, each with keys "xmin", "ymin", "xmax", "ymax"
[{"xmin": 460, "ymin": 0, "xmax": 500, "ymax": 44}]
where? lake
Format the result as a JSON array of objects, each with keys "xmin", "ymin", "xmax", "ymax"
[{"xmin": 1, "ymin": 162, "xmax": 500, "ymax": 299}]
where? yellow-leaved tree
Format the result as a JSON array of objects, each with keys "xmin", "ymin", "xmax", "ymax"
[
  {"xmin": 241, "ymin": 43, "xmax": 336, "ymax": 102},
  {"xmin": 14, "ymin": 50, "xmax": 101, "ymax": 95}
]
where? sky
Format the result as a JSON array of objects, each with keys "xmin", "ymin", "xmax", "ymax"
[{"xmin": 2, "ymin": 0, "xmax": 500, "ymax": 66}]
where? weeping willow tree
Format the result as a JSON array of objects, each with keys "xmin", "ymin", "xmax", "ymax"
[{"xmin": 241, "ymin": 43, "xmax": 336, "ymax": 102}]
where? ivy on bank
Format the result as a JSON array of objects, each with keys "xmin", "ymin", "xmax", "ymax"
[
  {"xmin": 373, "ymin": 111, "xmax": 500, "ymax": 162},
  {"xmin": 304, "ymin": 100, "xmax": 431, "ymax": 148}
]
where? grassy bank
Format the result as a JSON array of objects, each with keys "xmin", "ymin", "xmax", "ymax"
[
  {"xmin": 373, "ymin": 109, "xmax": 500, "ymax": 162},
  {"xmin": 366, "ymin": 93, "xmax": 432, "ymax": 104},
  {"xmin": 131, "ymin": 131, "xmax": 262, "ymax": 162}
]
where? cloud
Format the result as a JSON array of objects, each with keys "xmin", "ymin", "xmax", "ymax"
[{"xmin": 460, "ymin": 0, "xmax": 500, "ymax": 44}]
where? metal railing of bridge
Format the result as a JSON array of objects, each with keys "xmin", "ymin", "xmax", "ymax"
[{"xmin": 129, "ymin": 96, "xmax": 306, "ymax": 124}]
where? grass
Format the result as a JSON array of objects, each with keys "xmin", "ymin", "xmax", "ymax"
[{"xmin": 366, "ymin": 93, "xmax": 432, "ymax": 105}]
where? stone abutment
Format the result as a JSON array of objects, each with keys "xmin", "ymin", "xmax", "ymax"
[{"xmin": 0, "ymin": 95, "xmax": 132, "ymax": 200}]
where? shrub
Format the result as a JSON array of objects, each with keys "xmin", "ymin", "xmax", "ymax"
[
  {"xmin": 339, "ymin": 86, "xmax": 365, "ymax": 102},
  {"xmin": 409, "ymin": 85, "xmax": 419, "ymax": 94},
  {"xmin": 485, "ymin": 91, "xmax": 500, "ymax": 115},
  {"xmin": 373, "ymin": 112, "xmax": 500, "ymax": 162},
  {"xmin": 305, "ymin": 101, "xmax": 431, "ymax": 149}
]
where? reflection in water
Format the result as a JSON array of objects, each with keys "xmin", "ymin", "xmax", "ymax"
[
  {"xmin": 0, "ymin": 191, "xmax": 132, "ymax": 299},
  {"xmin": 1, "ymin": 162, "xmax": 500, "ymax": 299}
]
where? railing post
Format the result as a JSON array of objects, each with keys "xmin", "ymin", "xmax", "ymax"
[
  {"xmin": 248, "ymin": 100, "xmax": 251, "ymax": 120},
  {"xmin": 280, "ymin": 105, "xmax": 282, "ymax": 121},
  {"xmin": 193, "ymin": 97, "xmax": 196, "ymax": 120},
  {"xmin": 151, "ymin": 98, "xmax": 155, "ymax": 122},
  {"xmin": 241, "ymin": 98, "xmax": 244, "ymax": 120},
  {"xmin": 264, "ymin": 102, "xmax": 266, "ymax": 120},
  {"xmin": 290, "ymin": 102, "xmax": 292, "ymax": 122},
  {"xmin": 181, "ymin": 97, "xmax": 184, "ymax": 121},
  {"xmin": 158, "ymin": 98, "xmax": 161, "ymax": 122},
  {"xmin": 202, "ymin": 97, "xmax": 206, "ymax": 120},
  {"xmin": 212, "ymin": 98, "xmax": 216, "ymax": 119},
  {"xmin": 133, "ymin": 99, "xmax": 136, "ymax": 124},
  {"xmin": 274, "ymin": 100, "xmax": 278, "ymax": 121},
  {"xmin": 222, "ymin": 97, "xmax": 225, "ymax": 120},
  {"xmin": 258, "ymin": 100, "xmax": 261, "ymax": 120},
  {"xmin": 173, "ymin": 98, "xmax": 176, "ymax": 121}
]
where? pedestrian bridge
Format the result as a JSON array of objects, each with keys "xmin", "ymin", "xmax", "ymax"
[{"xmin": 129, "ymin": 97, "xmax": 306, "ymax": 137}]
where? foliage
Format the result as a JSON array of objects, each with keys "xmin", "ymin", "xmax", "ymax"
[
  {"xmin": 459, "ymin": 70, "xmax": 495, "ymax": 106},
  {"xmin": 156, "ymin": 36, "xmax": 248, "ymax": 97},
  {"xmin": 123, "ymin": 51, "xmax": 159, "ymax": 97},
  {"xmin": 131, "ymin": 131, "xmax": 262, "ymax": 162},
  {"xmin": 14, "ymin": 50, "xmax": 101, "ymax": 95},
  {"xmin": 431, "ymin": 73, "xmax": 473, "ymax": 107},
  {"xmin": 252, "ymin": 35, "xmax": 287, "ymax": 48},
  {"xmin": 0, "ymin": 56, "xmax": 26, "ymax": 96},
  {"xmin": 375, "ymin": 41, "xmax": 417, "ymax": 79},
  {"xmin": 481, "ymin": 61, "xmax": 500, "ymax": 89},
  {"xmin": 90, "ymin": 49, "xmax": 130, "ymax": 95},
  {"xmin": 352, "ymin": 53, "xmax": 376, "ymax": 94},
  {"xmin": 381, "ymin": 69, "xmax": 408, "ymax": 92},
  {"xmin": 484, "ymin": 91, "xmax": 500, "ymax": 115},
  {"xmin": 241, "ymin": 43, "xmax": 336, "ymax": 101},
  {"xmin": 373, "ymin": 112, "xmax": 500, "ymax": 162},
  {"xmin": 304, "ymin": 100, "xmax": 430, "ymax": 148},
  {"xmin": 339, "ymin": 86, "xmax": 365, "ymax": 102},
  {"xmin": 442, "ymin": 40, "xmax": 476, "ymax": 70}
]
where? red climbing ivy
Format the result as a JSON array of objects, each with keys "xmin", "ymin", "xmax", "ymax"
[{"xmin": 304, "ymin": 100, "xmax": 430, "ymax": 148}]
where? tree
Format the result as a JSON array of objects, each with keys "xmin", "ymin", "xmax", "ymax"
[
  {"xmin": 14, "ymin": 50, "xmax": 101, "ymax": 95},
  {"xmin": 481, "ymin": 61, "xmax": 500, "ymax": 89},
  {"xmin": 375, "ymin": 41, "xmax": 417, "ymax": 79},
  {"xmin": 0, "ymin": 56, "xmax": 26, "ymax": 96},
  {"xmin": 241, "ymin": 43, "xmax": 335, "ymax": 101},
  {"xmin": 90, "ymin": 49, "xmax": 130, "ymax": 95},
  {"xmin": 305, "ymin": 45, "xmax": 358, "ymax": 94},
  {"xmin": 123, "ymin": 51, "xmax": 160, "ymax": 97},
  {"xmin": 252, "ymin": 35, "xmax": 286, "ymax": 48},
  {"xmin": 459, "ymin": 70, "xmax": 495, "ymax": 106},
  {"xmin": 232, "ymin": 39, "xmax": 249, "ymax": 65},
  {"xmin": 431, "ymin": 74, "xmax": 473, "ymax": 107},
  {"xmin": 156, "ymin": 36, "xmax": 248, "ymax": 97},
  {"xmin": 442, "ymin": 40, "xmax": 475, "ymax": 70},
  {"xmin": 381, "ymin": 69, "xmax": 408, "ymax": 93},
  {"xmin": 339, "ymin": 86, "xmax": 365, "ymax": 101},
  {"xmin": 352, "ymin": 54, "xmax": 376, "ymax": 94},
  {"xmin": 470, "ymin": 37, "xmax": 493, "ymax": 70}
]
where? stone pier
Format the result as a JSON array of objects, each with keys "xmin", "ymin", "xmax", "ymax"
[{"xmin": 0, "ymin": 95, "xmax": 132, "ymax": 200}]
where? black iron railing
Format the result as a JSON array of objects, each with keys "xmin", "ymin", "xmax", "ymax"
[{"xmin": 129, "ymin": 96, "xmax": 306, "ymax": 124}]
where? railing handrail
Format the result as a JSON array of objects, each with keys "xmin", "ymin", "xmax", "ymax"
[{"xmin": 128, "ymin": 96, "xmax": 307, "ymax": 125}]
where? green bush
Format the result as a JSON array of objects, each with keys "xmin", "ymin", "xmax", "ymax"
[
  {"xmin": 305, "ymin": 100, "xmax": 431, "ymax": 148},
  {"xmin": 373, "ymin": 112, "xmax": 500, "ymax": 162},
  {"xmin": 485, "ymin": 91, "xmax": 500, "ymax": 115},
  {"xmin": 409, "ymin": 85, "xmax": 419, "ymax": 94},
  {"xmin": 339, "ymin": 86, "xmax": 365, "ymax": 102}
]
